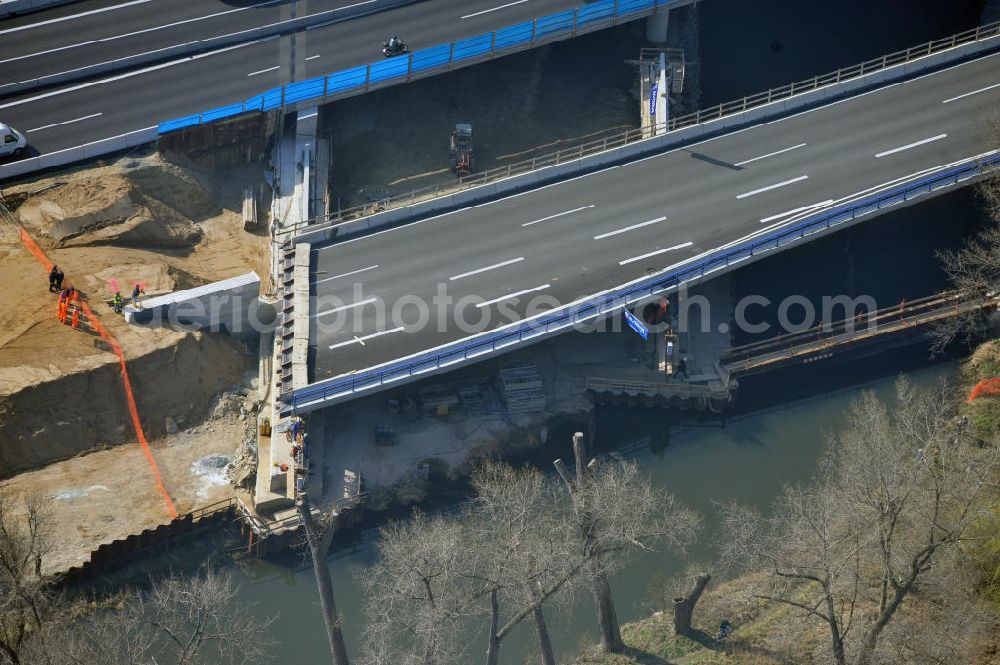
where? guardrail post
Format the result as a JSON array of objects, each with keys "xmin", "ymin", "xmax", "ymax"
[
  {"xmin": 407, "ymin": 54, "xmax": 413, "ymax": 80},
  {"xmin": 449, "ymin": 42, "xmax": 455, "ymax": 70},
  {"xmin": 280, "ymin": 87, "xmax": 286, "ymax": 110},
  {"xmin": 531, "ymin": 18, "xmax": 537, "ymax": 42},
  {"xmin": 614, "ymin": 0, "xmax": 619, "ymax": 19},
  {"xmin": 573, "ymin": 9, "xmax": 578, "ymax": 35},
  {"xmin": 491, "ymin": 31, "xmax": 496, "ymax": 55},
  {"xmin": 365, "ymin": 63, "xmax": 371, "ymax": 91}
]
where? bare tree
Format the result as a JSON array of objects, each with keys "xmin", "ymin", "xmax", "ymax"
[
  {"xmin": 360, "ymin": 451, "xmax": 699, "ymax": 665},
  {"xmin": 554, "ymin": 432, "xmax": 700, "ymax": 654},
  {"xmin": 719, "ymin": 378, "xmax": 999, "ymax": 665},
  {"xmin": 358, "ymin": 509, "xmax": 474, "ymax": 665},
  {"xmin": 297, "ymin": 491, "xmax": 350, "ymax": 665},
  {"xmin": 467, "ymin": 462, "xmax": 575, "ymax": 665},
  {"xmin": 41, "ymin": 569, "xmax": 275, "ymax": 665},
  {"xmin": 929, "ymin": 113, "xmax": 1000, "ymax": 352},
  {"xmin": 359, "ymin": 466, "xmax": 574, "ymax": 665},
  {"xmin": 0, "ymin": 489, "xmax": 53, "ymax": 665},
  {"xmin": 975, "ymin": 113, "xmax": 1000, "ymax": 223}
]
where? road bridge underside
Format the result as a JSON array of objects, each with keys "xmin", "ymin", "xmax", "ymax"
[{"xmin": 306, "ymin": 52, "xmax": 1000, "ymax": 387}]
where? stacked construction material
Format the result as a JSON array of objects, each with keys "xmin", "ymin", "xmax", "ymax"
[{"xmin": 498, "ymin": 361, "xmax": 546, "ymax": 415}]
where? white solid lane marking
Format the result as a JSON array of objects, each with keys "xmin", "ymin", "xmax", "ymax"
[
  {"xmin": 875, "ymin": 134, "xmax": 948, "ymax": 158},
  {"xmin": 248, "ymin": 65, "xmax": 279, "ymax": 77},
  {"xmin": 619, "ymin": 242, "xmax": 693, "ymax": 266},
  {"xmin": 759, "ymin": 199, "xmax": 834, "ymax": 224},
  {"xmin": 328, "ymin": 326, "xmax": 405, "ymax": 350},
  {"xmin": 0, "ymin": 40, "xmax": 97, "ymax": 66},
  {"xmin": 0, "ymin": 40, "xmax": 262, "ymax": 110},
  {"xmin": 99, "ymin": 0, "xmax": 282, "ymax": 41},
  {"xmin": 449, "ymin": 257, "xmax": 524, "ymax": 281},
  {"xmin": 26, "ymin": 112, "xmax": 102, "ymax": 133},
  {"xmin": 1, "ymin": 2, "xmax": 284, "ymax": 65},
  {"xmin": 736, "ymin": 174, "xmax": 809, "ymax": 200},
  {"xmin": 306, "ymin": 54, "xmax": 321, "ymax": 61},
  {"xmin": 594, "ymin": 216, "xmax": 667, "ymax": 240},
  {"xmin": 476, "ymin": 284, "xmax": 551, "ymax": 308},
  {"xmin": 734, "ymin": 143, "xmax": 807, "ymax": 167},
  {"xmin": 313, "ymin": 297, "xmax": 377, "ymax": 318},
  {"xmin": 942, "ymin": 82, "xmax": 1000, "ymax": 104},
  {"xmin": 521, "ymin": 205, "xmax": 594, "ymax": 227},
  {"xmin": 0, "ymin": 0, "xmax": 152, "ymax": 36},
  {"xmin": 306, "ymin": 0, "xmax": 378, "ymax": 29},
  {"xmin": 313, "ymin": 264, "xmax": 378, "ymax": 285},
  {"xmin": 461, "ymin": 0, "xmax": 529, "ymax": 19}
]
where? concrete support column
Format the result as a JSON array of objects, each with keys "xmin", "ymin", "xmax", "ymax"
[{"xmin": 646, "ymin": 9, "xmax": 669, "ymax": 44}]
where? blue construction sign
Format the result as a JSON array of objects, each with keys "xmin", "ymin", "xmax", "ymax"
[
  {"xmin": 624, "ymin": 309, "xmax": 648, "ymax": 341},
  {"xmin": 649, "ymin": 83, "xmax": 659, "ymax": 118}
]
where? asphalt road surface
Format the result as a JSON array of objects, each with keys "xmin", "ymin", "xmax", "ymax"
[
  {"xmin": 0, "ymin": 0, "xmax": 401, "ymax": 89},
  {"xmin": 0, "ymin": 0, "xmax": 584, "ymax": 158},
  {"xmin": 307, "ymin": 51, "xmax": 1000, "ymax": 381}
]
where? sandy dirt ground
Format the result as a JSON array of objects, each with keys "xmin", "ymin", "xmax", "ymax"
[
  {"xmin": 1, "ymin": 152, "xmax": 269, "ymax": 397},
  {"xmin": 0, "ymin": 151, "xmax": 268, "ymax": 571},
  {"xmin": 1, "ymin": 405, "xmax": 253, "ymax": 575}
]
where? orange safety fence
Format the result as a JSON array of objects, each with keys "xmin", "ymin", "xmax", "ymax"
[
  {"xmin": 967, "ymin": 378, "xmax": 1000, "ymax": 403},
  {"xmin": 18, "ymin": 228, "xmax": 178, "ymax": 519}
]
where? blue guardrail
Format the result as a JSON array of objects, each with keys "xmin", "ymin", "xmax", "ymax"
[
  {"xmin": 288, "ymin": 155, "xmax": 1000, "ymax": 412},
  {"xmin": 157, "ymin": 0, "xmax": 676, "ymax": 133}
]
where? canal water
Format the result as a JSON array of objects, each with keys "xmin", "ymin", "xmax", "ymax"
[
  {"xmin": 228, "ymin": 0, "xmax": 989, "ymax": 662},
  {"xmin": 234, "ymin": 353, "xmax": 959, "ymax": 665}
]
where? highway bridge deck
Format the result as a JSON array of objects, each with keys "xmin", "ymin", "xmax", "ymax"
[
  {"xmin": 306, "ymin": 50, "xmax": 1000, "ymax": 382},
  {"xmin": 0, "ymin": 0, "xmax": 585, "ymax": 158}
]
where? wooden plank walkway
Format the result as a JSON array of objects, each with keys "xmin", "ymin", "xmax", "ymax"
[{"xmin": 722, "ymin": 290, "xmax": 998, "ymax": 376}]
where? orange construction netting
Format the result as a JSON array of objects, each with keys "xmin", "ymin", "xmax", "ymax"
[
  {"xmin": 18, "ymin": 228, "xmax": 178, "ymax": 519},
  {"xmin": 967, "ymin": 377, "xmax": 1000, "ymax": 403}
]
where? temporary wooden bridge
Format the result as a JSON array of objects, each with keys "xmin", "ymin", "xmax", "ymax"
[{"xmin": 720, "ymin": 289, "xmax": 999, "ymax": 380}]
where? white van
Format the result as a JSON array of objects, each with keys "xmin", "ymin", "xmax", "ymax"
[{"xmin": 0, "ymin": 123, "xmax": 27, "ymax": 158}]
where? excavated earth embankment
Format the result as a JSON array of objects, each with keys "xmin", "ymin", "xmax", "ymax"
[{"xmin": 0, "ymin": 330, "xmax": 246, "ymax": 477}]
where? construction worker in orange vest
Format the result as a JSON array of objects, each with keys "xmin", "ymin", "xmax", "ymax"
[
  {"xmin": 57, "ymin": 298, "xmax": 67, "ymax": 324},
  {"xmin": 71, "ymin": 307, "xmax": 80, "ymax": 329}
]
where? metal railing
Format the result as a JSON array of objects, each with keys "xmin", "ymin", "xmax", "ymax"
[
  {"xmin": 722, "ymin": 290, "xmax": 999, "ymax": 375},
  {"xmin": 278, "ymin": 20, "xmax": 1000, "ymax": 237},
  {"xmin": 287, "ymin": 154, "xmax": 1000, "ymax": 413},
  {"xmin": 157, "ymin": 0, "xmax": 681, "ymax": 135}
]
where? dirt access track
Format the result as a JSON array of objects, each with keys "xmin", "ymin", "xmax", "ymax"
[{"xmin": 0, "ymin": 152, "xmax": 269, "ymax": 476}]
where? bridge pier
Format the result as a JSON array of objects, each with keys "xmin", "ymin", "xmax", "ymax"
[{"xmin": 645, "ymin": 10, "xmax": 670, "ymax": 44}]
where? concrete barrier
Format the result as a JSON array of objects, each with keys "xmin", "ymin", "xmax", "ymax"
[
  {"xmin": 291, "ymin": 245, "xmax": 311, "ymax": 390},
  {"xmin": 293, "ymin": 32, "xmax": 1000, "ymax": 246},
  {"xmin": 125, "ymin": 271, "xmax": 266, "ymax": 339},
  {"xmin": 1, "ymin": 0, "xmax": 422, "ymax": 95},
  {"xmin": 0, "ymin": 126, "xmax": 158, "ymax": 183},
  {"xmin": 0, "ymin": 0, "xmax": 74, "ymax": 18}
]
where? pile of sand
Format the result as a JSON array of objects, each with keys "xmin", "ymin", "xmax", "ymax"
[{"xmin": 11, "ymin": 154, "xmax": 219, "ymax": 248}]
